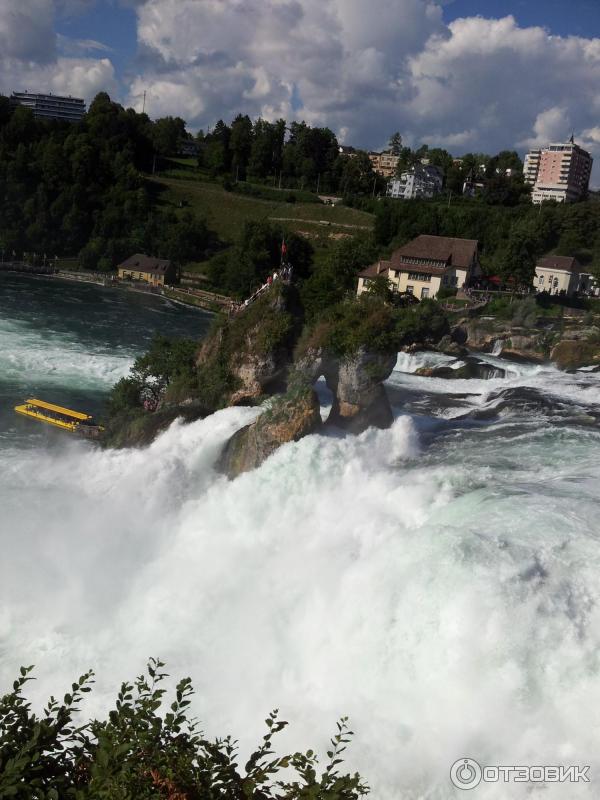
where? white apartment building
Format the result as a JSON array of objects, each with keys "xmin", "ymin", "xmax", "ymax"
[
  {"xmin": 388, "ymin": 164, "xmax": 444, "ymax": 200},
  {"xmin": 524, "ymin": 139, "xmax": 593, "ymax": 204},
  {"xmin": 10, "ymin": 91, "xmax": 86, "ymax": 123}
]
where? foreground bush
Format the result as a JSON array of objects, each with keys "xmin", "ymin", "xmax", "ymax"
[{"xmin": 0, "ymin": 659, "xmax": 368, "ymax": 799}]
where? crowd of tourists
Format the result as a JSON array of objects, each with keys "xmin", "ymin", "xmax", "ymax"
[{"xmin": 229, "ymin": 263, "xmax": 294, "ymax": 315}]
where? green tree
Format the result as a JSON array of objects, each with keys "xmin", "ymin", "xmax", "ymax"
[
  {"xmin": 388, "ymin": 131, "xmax": 403, "ymax": 155},
  {"xmin": 205, "ymin": 119, "xmax": 231, "ymax": 175},
  {"xmin": 230, "ymin": 113, "xmax": 253, "ymax": 179},
  {"xmin": 151, "ymin": 116, "xmax": 187, "ymax": 156},
  {"xmin": 498, "ymin": 230, "xmax": 537, "ymax": 286},
  {"xmin": 301, "ymin": 235, "xmax": 378, "ymax": 319}
]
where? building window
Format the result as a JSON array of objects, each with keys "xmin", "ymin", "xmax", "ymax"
[
  {"xmin": 538, "ymin": 275, "xmax": 544, "ymax": 286},
  {"xmin": 421, "ymin": 287, "xmax": 429, "ymax": 299},
  {"xmin": 408, "ymin": 272, "xmax": 431, "ymax": 282},
  {"xmin": 406, "ymin": 285, "xmax": 414, "ymax": 294}
]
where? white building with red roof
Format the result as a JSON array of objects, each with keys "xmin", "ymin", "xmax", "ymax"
[{"xmin": 357, "ymin": 235, "xmax": 480, "ymax": 300}]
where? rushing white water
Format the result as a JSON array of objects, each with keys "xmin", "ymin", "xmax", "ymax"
[
  {"xmin": 3, "ymin": 276, "xmax": 600, "ymax": 799},
  {"xmin": 3, "ymin": 371, "xmax": 600, "ymax": 798},
  {"xmin": 390, "ymin": 350, "xmax": 600, "ymax": 414},
  {"xmin": 394, "ymin": 351, "xmax": 466, "ymax": 373},
  {"xmin": 0, "ymin": 316, "xmax": 134, "ymax": 389}
]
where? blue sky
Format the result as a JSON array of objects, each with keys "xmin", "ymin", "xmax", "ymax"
[
  {"xmin": 3, "ymin": 0, "xmax": 600, "ymax": 181},
  {"xmin": 55, "ymin": 4, "xmax": 137, "ymax": 78},
  {"xmin": 445, "ymin": 0, "xmax": 600, "ymax": 37}
]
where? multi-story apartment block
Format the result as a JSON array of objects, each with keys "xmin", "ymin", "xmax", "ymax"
[
  {"xmin": 388, "ymin": 164, "xmax": 444, "ymax": 200},
  {"xmin": 524, "ymin": 138, "xmax": 592, "ymax": 204},
  {"xmin": 369, "ymin": 150, "xmax": 401, "ymax": 178},
  {"xmin": 10, "ymin": 92, "xmax": 86, "ymax": 123}
]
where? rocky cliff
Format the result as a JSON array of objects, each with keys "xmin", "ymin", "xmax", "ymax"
[
  {"xmin": 106, "ymin": 289, "xmax": 449, "ymax": 470},
  {"xmin": 453, "ymin": 316, "xmax": 600, "ymax": 369},
  {"xmin": 195, "ymin": 282, "xmax": 300, "ymax": 407},
  {"xmin": 217, "ymin": 387, "xmax": 322, "ymax": 478},
  {"xmin": 295, "ymin": 345, "xmax": 396, "ymax": 433}
]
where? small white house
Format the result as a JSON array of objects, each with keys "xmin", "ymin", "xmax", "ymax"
[{"xmin": 533, "ymin": 256, "xmax": 591, "ymax": 297}]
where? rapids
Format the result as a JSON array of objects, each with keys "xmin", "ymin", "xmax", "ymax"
[{"xmin": 2, "ymin": 274, "xmax": 600, "ymax": 798}]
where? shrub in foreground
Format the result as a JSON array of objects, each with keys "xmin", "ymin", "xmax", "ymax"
[{"xmin": 0, "ymin": 659, "xmax": 369, "ymax": 799}]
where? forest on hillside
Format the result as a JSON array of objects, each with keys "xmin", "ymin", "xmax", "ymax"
[
  {"xmin": 0, "ymin": 93, "xmax": 212, "ymax": 269},
  {"xmin": 1, "ymin": 91, "xmax": 599, "ymax": 288}
]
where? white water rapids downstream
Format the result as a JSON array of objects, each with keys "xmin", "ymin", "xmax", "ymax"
[{"xmin": 2, "ymin": 287, "xmax": 600, "ymax": 798}]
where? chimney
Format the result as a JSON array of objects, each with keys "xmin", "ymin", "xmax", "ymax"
[{"xmin": 377, "ymin": 261, "xmax": 384, "ymax": 274}]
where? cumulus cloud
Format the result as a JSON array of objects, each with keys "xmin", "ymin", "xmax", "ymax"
[
  {"xmin": 0, "ymin": 0, "xmax": 117, "ymax": 102},
  {"xmin": 407, "ymin": 16, "xmax": 600, "ymax": 152},
  {"xmin": 0, "ymin": 0, "xmax": 57, "ymax": 62},
  {"xmin": 4, "ymin": 0, "xmax": 600, "ymax": 184},
  {"xmin": 125, "ymin": 3, "xmax": 600, "ymax": 182},
  {"xmin": 128, "ymin": 0, "xmax": 445, "ymax": 137}
]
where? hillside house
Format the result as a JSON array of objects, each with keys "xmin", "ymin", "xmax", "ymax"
[
  {"xmin": 533, "ymin": 256, "xmax": 591, "ymax": 297},
  {"xmin": 117, "ymin": 254, "xmax": 177, "ymax": 287},
  {"xmin": 357, "ymin": 235, "xmax": 480, "ymax": 300}
]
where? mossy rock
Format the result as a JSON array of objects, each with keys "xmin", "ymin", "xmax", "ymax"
[{"xmin": 551, "ymin": 339, "xmax": 600, "ymax": 370}]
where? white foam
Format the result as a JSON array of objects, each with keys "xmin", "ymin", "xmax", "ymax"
[
  {"xmin": 388, "ymin": 350, "xmax": 600, "ymax": 411},
  {"xmin": 2, "ymin": 401, "xmax": 600, "ymax": 798},
  {"xmin": 0, "ymin": 316, "xmax": 134, "ymax": 389},
  {"xmin": 394, "ymin": 351, "xmax": 465, "ymax": 374}
]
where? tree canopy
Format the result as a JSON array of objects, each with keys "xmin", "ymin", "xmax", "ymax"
[{"xmin": 0, "ymin": 93, "xmax": 213, "ymax": 269}]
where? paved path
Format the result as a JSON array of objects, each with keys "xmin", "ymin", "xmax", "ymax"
[{"xmin": 268, "ymin": 216, "xmax": 371, "ymax": 230}]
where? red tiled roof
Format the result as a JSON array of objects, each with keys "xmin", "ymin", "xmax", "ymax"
[
  {"xmin": 391, "ymin": 235, "xmax": 478, "ymax": 270},
  {"xmin": 537, "ymin": 255, "xmax": 581, "ymax": 273},
  {"xmin": 358, "ymin": 261, "xmax": 391, "ymax": 278}
]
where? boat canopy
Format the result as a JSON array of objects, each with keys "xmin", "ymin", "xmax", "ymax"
[{"xmin": 24, "ymin": 398, "xmax": 92, "ymax": 422}]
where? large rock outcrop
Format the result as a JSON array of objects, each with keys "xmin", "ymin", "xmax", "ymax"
[
  {"xmin": 218, "ymin": 387, "xmax": 321, "ymax": 478},
  {"xmin": 294, "ymin": 345, "xmax": 396, "ymax": 433},
  {"xmin": 453, "ymin": 319, "xmax": 549, "ymax": 362},
  {"xmin": 326, "ymin": 348, "xmax": 396, "ymax": 432},
  {"xmin": 195, "ymin": 283, "xmax": 301, "ymax": 407},
  {"xmin": 551, "ymin": 337, "xmax": 600, "ymax": 370}
]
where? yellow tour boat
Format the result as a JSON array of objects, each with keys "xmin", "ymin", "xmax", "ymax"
[{"xmin": 15, "ymin": 399, "xmax": 104, "ymax": 437}]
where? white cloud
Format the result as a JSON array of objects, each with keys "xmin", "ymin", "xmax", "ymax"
[
  {"xmin": 519, "ymin": 107, "xmax": 571, "ymax": 149},
  {"xmin": 124, "ymin": 3, "xmax": 600, "ymax": 180},
  {"xmin": 57, "ymin": 33, "xmax": 113, "ymax": 55},
  {"xmin": 127, "ymin": 0, "xmax": 445, "ymax": 136},
  {"xmin": 0, "ymin": 0, "xmax": 56, "ymax": 62},
  {"xmin": 0, "ymin": 0, "xmax": 117, "ymax": 103},
  {"xmin": 4, "ymin": 1, "xmax": 600, "ymax": 184}
]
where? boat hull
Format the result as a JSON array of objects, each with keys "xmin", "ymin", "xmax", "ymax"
[{"xmin": 15, "ymin": 404, "xmax": 79, "ymax": 431}]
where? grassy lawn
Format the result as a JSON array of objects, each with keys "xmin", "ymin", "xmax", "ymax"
[{"xmin": 147, "ymin": 175, "xmax": 374, "ymax": 245}]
